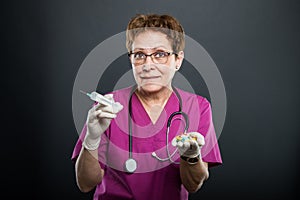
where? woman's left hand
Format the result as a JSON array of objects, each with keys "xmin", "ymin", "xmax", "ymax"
[{"xmin": 172, "ymin": 132, "xmax": 205, "ymax": 158}]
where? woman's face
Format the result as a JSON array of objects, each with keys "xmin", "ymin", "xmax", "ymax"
[{"xmin": 130, "ymin": 30, "xmax": 184, "ymax": 93}]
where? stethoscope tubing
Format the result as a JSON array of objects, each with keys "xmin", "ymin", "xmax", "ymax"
[{"xmin": 127, "ymin": 85, "xmax": 189, "ymax": 168}]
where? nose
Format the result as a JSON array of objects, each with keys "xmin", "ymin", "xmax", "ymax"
[
  {"xmin": 142, "ymin": 56, "xmax": 154, "ymax": 71},
  {"xmin": 142, "ymin": 63, "xmax": 151, "ymax": 71}
]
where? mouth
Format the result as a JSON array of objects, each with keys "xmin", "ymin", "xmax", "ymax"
[{"xmin": 140, "ymin": 76, "xmax": 160, "ymax": 80}]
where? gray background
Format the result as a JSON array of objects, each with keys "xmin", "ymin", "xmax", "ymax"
[{"xmin": 2, "ymin": 0, "xmax": 300, "ymax": 199}]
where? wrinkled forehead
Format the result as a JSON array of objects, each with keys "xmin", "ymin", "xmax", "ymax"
[
  {"xmin": 131, "ymin": 30, "xmax": 172, "ymax": 51},
  {"xmin": 128, "ymin": 27, "xmax": 177, "ymax": 41},
  {"xmin": 128, "ymin": 27, "xmax": 172, "ymax": 36}
]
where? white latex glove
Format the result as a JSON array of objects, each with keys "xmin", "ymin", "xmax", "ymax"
[
  {"xmin": 83, "ymin": 94, "xmax": 123, "ymax": 150},
  {"xmin": 172, "ymin": 132, "xmax": 205, "ymax": 158}
]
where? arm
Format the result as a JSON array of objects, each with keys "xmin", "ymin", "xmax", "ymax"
[
  {"xmin": 173, "ymin": 132, "xmax": 208, "ymax": 192},
  {"xmin": 74, "ymin": 94, "xmax": 123, "ymax": 192},
  {"xmin": 75, "ymin": 148, "xmax": 104, "ymax": 192},
  {"xmin": 180, "ymin": 159, "xmax": 209, "ymax": 193},
  {"xmin": 179, "ymin": 97, "xmax": 221, "ymax": 192}
]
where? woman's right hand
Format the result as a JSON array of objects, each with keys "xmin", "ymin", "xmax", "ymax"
[{"xmin": 83, "ymin": 94, "xmax": 123, "ymax": 150}]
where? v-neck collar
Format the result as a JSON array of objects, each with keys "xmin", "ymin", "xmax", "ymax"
[{"xmin": 132, "ymin": 92, "xmax": 177, "ymax": 126}]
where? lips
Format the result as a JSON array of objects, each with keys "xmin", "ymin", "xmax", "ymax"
[{"xmin": 140, "ymin": 76, "xmax": 160, "ymax": 79}]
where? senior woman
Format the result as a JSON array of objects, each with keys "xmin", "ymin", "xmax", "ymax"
[{"xmin": 72, "ymin": 14, "xmax": 222, "ymax": 200}]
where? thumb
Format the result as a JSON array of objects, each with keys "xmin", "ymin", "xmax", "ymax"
[
  {"xmin": 104, "ymin": 93, "xmax": 114, "ymax": 101},
  {"xmin": 112, "ymin": 102, "xmax": 123, "ymax": 113},
  {"xmin": 189, "ymin": 132, "xmax": 205, "ymax": 146}
]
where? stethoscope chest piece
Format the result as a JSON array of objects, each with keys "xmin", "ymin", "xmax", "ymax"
[
  {"xmin": 125, "ymin": 86, "xmax": 189, "ymax": 169},
  {"xmin": 125, "ymin": 158, "xmax": 137, "ymax": 173}
]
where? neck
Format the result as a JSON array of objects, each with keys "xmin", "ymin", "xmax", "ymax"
[
  {"xmin": 135, "ymin": 87, "xmax": 173, "ymax": 106},
  {"xmin": 135, "ymin": 86, "xmax": 173, "ymax": 124}
]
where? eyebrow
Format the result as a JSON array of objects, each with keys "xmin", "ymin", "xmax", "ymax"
[{"xmin": 133, "ymin": 46, "xmax": 169, "ymax": 51}]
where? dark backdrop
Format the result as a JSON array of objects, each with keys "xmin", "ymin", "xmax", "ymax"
[{"xmin": 2, "ymin": 0, "xmax": 300, "ymax": 199}]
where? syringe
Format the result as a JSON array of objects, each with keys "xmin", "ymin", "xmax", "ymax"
[{"xmin": 80, "ymin": 90, "xmax": 117, "ymax": 107}]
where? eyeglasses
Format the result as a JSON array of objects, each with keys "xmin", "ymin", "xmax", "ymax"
[{"xmin": 128, "ymin": 51, "xmax": 178, "ymax": 66}]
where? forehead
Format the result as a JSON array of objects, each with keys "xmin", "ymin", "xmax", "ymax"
[{"xmin": 132, "ymin": 31, "xmax": 172, "ymax": 50}]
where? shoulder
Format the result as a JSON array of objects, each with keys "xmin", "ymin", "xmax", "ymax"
[{"xmin": 175, "ymin": 87, "xmax": 210, "ymax": 106}]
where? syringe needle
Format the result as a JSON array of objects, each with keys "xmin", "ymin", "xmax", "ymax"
[
  {"xmin": 80, "ymin": 90, "xmax": 88, "ymax": 95},
  {"xmin": 80, "ymin": 90, "xmax": 93, "ymax": 99}
]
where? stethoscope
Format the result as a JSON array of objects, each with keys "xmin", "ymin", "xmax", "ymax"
[{"xmin": 125, "ymin": 85, "xmax": 189, "ymax": 173}]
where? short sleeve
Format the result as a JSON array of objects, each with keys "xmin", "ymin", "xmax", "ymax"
[{"xmin": 198, "ymin": 97, "xmax": 222, "ymax": 167}]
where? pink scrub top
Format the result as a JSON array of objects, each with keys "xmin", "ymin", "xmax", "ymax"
[{"xmin": 72, "ymin": 86, "xmax": 222, "ymax": 200}]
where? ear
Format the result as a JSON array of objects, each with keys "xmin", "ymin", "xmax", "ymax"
[{"xmin": 175, "ymin": 51, "xmax": 184, "ymax": 71}]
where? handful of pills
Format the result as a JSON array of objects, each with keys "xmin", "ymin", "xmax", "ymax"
[
  {"xmin": 172, "ymin": 133, "xmax": 197, "ymax": 147},
  {"xmin": 176, "ymin": 134, "xmax": 197, "ymax": 143}
]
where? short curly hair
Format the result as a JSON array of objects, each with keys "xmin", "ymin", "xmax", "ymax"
[{"xmin": 126, "ymin": 14, "xmax": 185, "ymax": 53}]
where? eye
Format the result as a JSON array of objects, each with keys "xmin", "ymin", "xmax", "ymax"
[
  {"xmin": 153, "ymin": 51, "xmax": 168, "ymax": 58},
  {"xmin": 133, "ymin": 52, "xmax": 146, "ymax": 59}
]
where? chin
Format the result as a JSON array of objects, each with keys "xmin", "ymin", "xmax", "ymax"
[{"xmin": 139, "ymin": 83, "xmax": 167, "ymax": 93}]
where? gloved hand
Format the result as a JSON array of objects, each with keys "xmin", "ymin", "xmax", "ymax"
[
  {"xmin": 172, "ymin": 132, "xmax": 205, "ymax": 159},
  {"xmin": 83, "ymin": 94, "xmax": 123, "ymax": 150}
]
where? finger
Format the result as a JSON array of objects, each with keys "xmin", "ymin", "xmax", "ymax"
[
  {"xmin": 197, "ymin": 137, "xmax": 205, "ymax": 146},
  {"xmin": 112, "ymin": 102, "xmax": 123, "ymax": 113},
  {"xmin": 189, "ymin": 140, "xmax": 199, "ymax": 150},
  {"xmin": 194, "ymin": 134, "xmax": 205, "ymax": 146},
  {"xmin": 100, "ymin": 105, "xmax": 117, "ymax": 114},
  {"xmin": 104, "ymin": 94, "xmax": 114, "ymax": 101},
  {"xmin": 93, "ymin": 109, "xmax": 102, "ymax": 117},
  {"xmin": 95, "ymin": 102, "xmax": 106, "ymax": 110},
  {"xmin": 103, "ymin": 94, "xmax": 124, "ymax": 113},
  {"xmin": 89, "ymin": 109, "xmax": 104, "ymax": 121},
  {"xmin": 97, "ymin": 110, "xmax": 117, "ymax": 119},
  {"xmin": 176, "ymin": 141, "xmax": 184, "ymax": 148},
  {"xmin": 88, "ymin": 105, "xmax": 99, "ymax": 118},
  {"xmin": 101, "ymin": 103, "xmax": 123, "ymax": 114},
  {"xmin": 183, "ymin": 141, "xmax": 190, "ymax": 149},
  {"xmin": 188, "ymin": 132, "xmax": 201, "ymax": 138},
  {"xmin": 189, "ymin": 132, "xmax": 205, "ymax": 146},
  {"xmin": 171, "ymin": 137, "xmax": 177, "ymax": 147}
]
